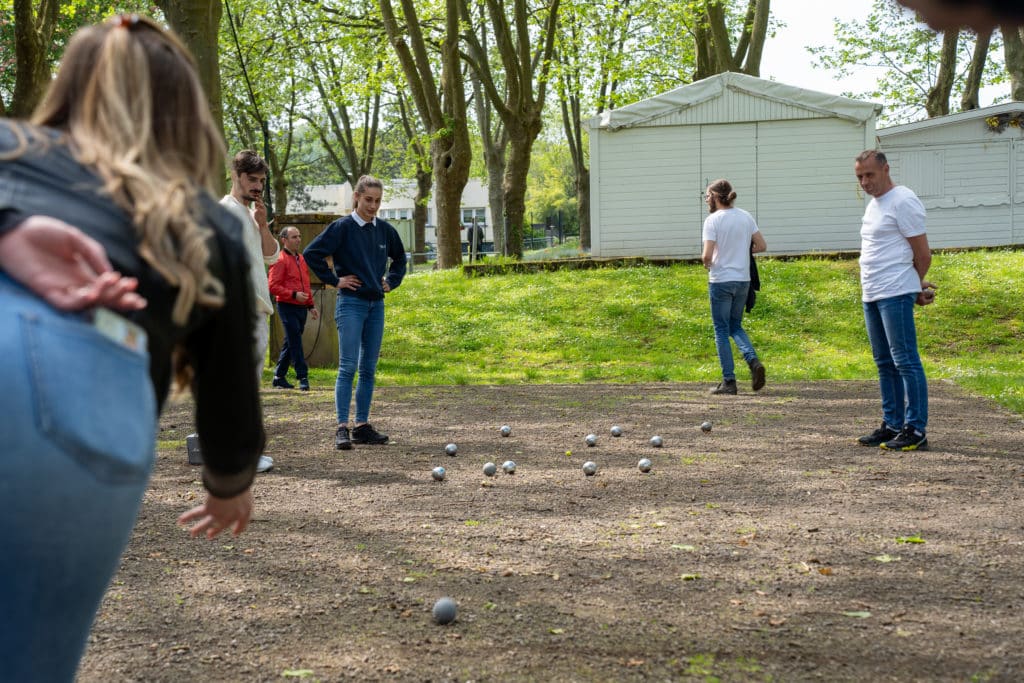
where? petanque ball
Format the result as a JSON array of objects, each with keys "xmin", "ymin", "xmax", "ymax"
[
  {"xmin": 431, "ymin": 466, "xmax": 446, "ymax": 481},
  {"xmin": 500, "ymin": 425, "xmax": 512, "ymax": 437},
  {"xmin": 701, "ymin": 421, "xmax": 712, "ymax": 433},
  {"xmin": 432, "ymin": 597, "xmax": 457, "ymax": 625},
  {"xmin": 637, "ymin": 458, "xmax": 652, "ymax": 473},
  {"xmin": 650, "ymin": 435, "xmax": 663, "ymax": 448},
  {"xmin": 610, "ymin": 425, "xmax": 623, "ymax": 437},
  {"xmin": 501, "ymin": 460, "xmax": 516, "ymax": 474},
  {"xmin": 482, "ymin": 462, "xmax": 497, "ymax": 477},
  {"xmin": 445, "ymin": 443, "xmax": 458, "ymax": 456},
  {"xmin": 585, "ymin": 433, "xmax": 598, "ymax": 447},
  {"xmin": 582, "ymin": 461, "xmax": 597, "ymax": 476}
]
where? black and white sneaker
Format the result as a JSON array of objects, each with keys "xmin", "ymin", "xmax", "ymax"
[
  {"xmin": 351, "ymin": 423, "xmax": 389, "ymax": 444},
  {"xmin": 881, "ymin": 425, "xmax": 928, "ymax": 451},
  {"xmin": 335, "ymin": 425, "xmax": 352, "ymax": 450},
  {"xmin": 857, "ymin": 422, "xmax": 899, "ymax": 447}
]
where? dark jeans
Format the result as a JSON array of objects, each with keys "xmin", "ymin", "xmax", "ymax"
[
  {"xmin": 863, "ymin": 294, "xmax": 928, "ymax": 431},
  {"xmin": 275, "ymin": 301, "xmax": 309, "ymax": 381}
]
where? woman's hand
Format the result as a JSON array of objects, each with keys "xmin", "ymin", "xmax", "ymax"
[{"xmin": 178, "ymin": 488, "xmax": 254, "ymax": 539}]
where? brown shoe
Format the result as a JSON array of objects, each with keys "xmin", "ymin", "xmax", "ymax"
[{"xmin": 749, "ymin": 359, "xmax": 766, "ymax": 392}]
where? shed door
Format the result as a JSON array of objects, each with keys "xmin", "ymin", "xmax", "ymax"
[{"xmin": 699, "ymin": 123, "xmax": 758, "ymax": 231}]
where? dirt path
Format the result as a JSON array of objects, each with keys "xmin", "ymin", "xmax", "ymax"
[{"xmin": 79, "ymin": 381, "xmax": 1024, "ymax": 682}]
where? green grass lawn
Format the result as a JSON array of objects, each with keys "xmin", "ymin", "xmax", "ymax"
[{"xmin": 302, "ymin": 249, "xmax": 1023, "ymax": 415}]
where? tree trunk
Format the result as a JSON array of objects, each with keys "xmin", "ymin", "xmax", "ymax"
[
  {"xmin": 157, "ymin": 0, "xmax": 224, "ymax": 134},
  {"xmin": 576, "ymin": 167, "xmax": 591, "ymax": 251},
  {"xmin": 10, "ymin": 0, "xmax": 59, "ymax": 118},
  {"xmin": 1005, "ymin": 26, "xmax": 1024, "ymax": 101},
  {"xmin": 502, "ymin": 130, "xmax": 537, "ymax": 257},
  {"xmin": 925, "ymin": 29, "xmax": 959, "ymax": 117},
  {"xmin": 470, "ymin": 66, "xmax": 508, "ymax": 255},
  {"xmin": 413, "ymin": 167, "xmax": 431, "ymax": 264},
  {"xmin": 741, "ymin": 0, "xmax": 770, "ymax": 76},
  {"xmin": 961, "ymin": 29, "xmax": 992, "ymax": 110},
  {"xmin": 704, "ymin": 2, "xmax": 735, "ymax": 74}
]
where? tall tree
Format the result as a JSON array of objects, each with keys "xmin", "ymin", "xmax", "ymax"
[
  {"xmin": 459, "ymin": 0, "xmax": 562, "ymax": 257},
  {"xmin": 1005, "ymin": 26, "xmax": 1024, "ymax": 101},
  {"xmin": 925, "ymin": 29, "xmax": 959, "ymax": 116},
  {"xmin": 9, "ymin": 0, "xmax": 59, "ymax": 117},
  {"xmin": 157, "ymin": 0, "xmax": 224, "ymax": 134},
  {"xmin": 694, "ymin": 0, "xmax": 770, "ymax": 79},
  {"xmin": 960, "ymin": 28, "xmax": 992, "ymax": 110},
  {"xmin": 379, "ymin": 0, "xmax": 471, "ymax": 268}
]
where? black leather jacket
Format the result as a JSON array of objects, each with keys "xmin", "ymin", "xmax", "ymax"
[{"xmin": 0, "ymin": 121, "xmax": 264, "ymax": 497}]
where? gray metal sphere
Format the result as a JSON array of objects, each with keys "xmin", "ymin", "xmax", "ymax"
[
  {"xmin": 500, "ymin": 425, "xmax": 512, "ymax": 437},
  {"xmin": 610, "ymin": 425, "xmax": 623, "ymax": 437},
  {"xmin": 700, "ymin": 421, "xmax": 713, "ymax": 433},
  {"xmin": 650, "ymin": 435, "xmax": 663, "ymax": 448},
  {"xmin": 501, "ymin": 460, "xmax": 516, "ymax": 474},
  {"xmin": 582, "ymin": 461, "xmax": 597, "ymax": 476},
  {"xmin": 482, "ymin": 462, "xmax": 497, "ymax": 477},
  {"xmin": 445, "ymin": 443, "xmax": 458, "ymax": 456},
  {"xmin": 431, "ymin": 466, "xmax": 446, "ymax": 481},
  {"xmin": 432, "ymin": 597, "xmax": 457, "ymax": 625},
  {"xmin": 637, "ymin": 458, "xmax": 653, "ymax": 473},
  {"xmin": 585, "ymin": 434, "xmax": 598, "ymax": 447}
]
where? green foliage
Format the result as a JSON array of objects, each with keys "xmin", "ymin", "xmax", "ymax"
[
  {"xmin": 374, "ymin": 251, "xmax": 1024, "ymax": 416},
  {"xmin": 808, "ymin": 0, "xmax": 1006, "ymax": 124}
]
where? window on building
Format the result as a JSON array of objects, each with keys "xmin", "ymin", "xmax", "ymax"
[{"xmin": 461, "ymin": 208, "xmax": 487, "ymax": 226}]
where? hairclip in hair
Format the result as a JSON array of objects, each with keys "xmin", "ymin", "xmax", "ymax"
[{"xmin": 112, "ymin": 13, "xmax": 140, "ymax": 28}]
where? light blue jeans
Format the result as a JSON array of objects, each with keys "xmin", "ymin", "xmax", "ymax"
[
  {"xmin": 335, "ymin": 294, "xmax": 386, "ymax": 424},
  {"xmin": 0, "ymin": 273, "xmax": 156, "ymax": 681},
  {"xmin": 863, "ymin": 294, "xmax": 928, "ymax": 432},
  {"xmin": 709, "ymin": 280, "xmax": 757, "ymax": 381}
]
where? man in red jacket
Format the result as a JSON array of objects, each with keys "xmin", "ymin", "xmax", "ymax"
[{"xmin": 268, "ymin": 226, "xmax": 319, "ymax": 390}]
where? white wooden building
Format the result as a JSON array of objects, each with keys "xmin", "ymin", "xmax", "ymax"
[
  {"xmin": 585, "ymin": 72, "xmax": 881, "ymax": 257},
  {"xmin": 876, "ymin": 102, "xmax": 1024, "ymax": 249}
]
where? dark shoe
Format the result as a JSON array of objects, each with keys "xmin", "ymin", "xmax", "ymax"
[
  {"xmin": 272, "ymin": 376, "xmax": 294, "ymax": 389},
  {"xmin": 298, "ymin": 378, "xmax": 310, "ymax": 391},
  {"xmin": 881, "ymin": 425, "xmax": 928, "ymax": 451},
  {"xmin": 351, "ymin": 423, "xmax": 389, "ymax": 444},
  {"xmin": 748, "ymin": 358, "xmax": 766, "ymax": 392},
  {"xmin": 710, "ymin": 380, "xmax": 738, "ymax": 395},
  {"xmin": 335, "ymin": 425, "xmax": 352, "ymax": 450},
  {"xmin": 857, "ymin": 422, "xmax": 899, "ymax": 447}
]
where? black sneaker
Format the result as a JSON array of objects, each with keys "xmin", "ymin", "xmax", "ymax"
[
  {"xmin": 272, "ymin": 376, "xmax": 294, "ymax": 389},
  {"xmin": 298, "ymin": 378, "xmax": 310, "ymax": 391},
  {"xmin": 881, "ymin": 425, "xmax": 928, "ymax": 451},
  {"xmin": 858, "ymin": 422, "xmax": 899, "ymax": 447},
  {"xmin": 710, "ymin": 380, "xmax": 737, "ymax": 395},
  {"xmin": 351, "ymin": 423, "xmax": 389, "ymax": 444},
  {"xmin": 335, "ymin": 425, "xmax": 352, "ymax": 450},
  {"xmin": 749, "ymin": 359, "xmax": 766, "ymax": 392}
]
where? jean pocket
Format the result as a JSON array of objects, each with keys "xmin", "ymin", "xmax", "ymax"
[{"xmin": 20, "ymin": 311, "xmax": 157, "ymax": 485}]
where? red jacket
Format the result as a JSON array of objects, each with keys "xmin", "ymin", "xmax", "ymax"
[{"xmin": 268, "ymin": 249, "xmax": 313, "ymax": 307}]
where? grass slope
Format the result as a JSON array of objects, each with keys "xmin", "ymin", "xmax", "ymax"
[{"xmin": 303, "ymin": 250, "xmax": 1023, "ymax": 415}]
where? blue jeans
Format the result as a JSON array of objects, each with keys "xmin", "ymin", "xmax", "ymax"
[
  {"xmin": 275, "ymin": 301, "xmax": 309, "ymax": 381},
  {"xmin": 335, "ymin": 294, "xmax": 385, "ymax": 424},
  {"xmin": 709, "ymin": 281, "xmax": 757, "ymax": 381},
  {"xmin": 863, "ymin": 294, "xmax": 928, "ymax": 431},
  {"xmin": 0, "ymin": 274, "xmax": 156, "ymax": 681}
]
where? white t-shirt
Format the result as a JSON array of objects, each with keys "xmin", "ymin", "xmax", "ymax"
[
  {"xmin": 701, "ymin": 207, "xmax": 759, "ymax": 283},
  {"xmin": 859, "ymin": 185, "xmax": 927, "ymax": 302},
  {"xmin": 220, "ymin": 194, "xmax": 279, "ymax": 316}
]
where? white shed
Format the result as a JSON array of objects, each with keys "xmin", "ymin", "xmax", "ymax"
[
  {"xmin": 876, "ymin": 102, "xmax": 1024, "ymax": 249},
  {"xmin": 585, "ymin": 72, "xmax": 881, "ymax": 258}
]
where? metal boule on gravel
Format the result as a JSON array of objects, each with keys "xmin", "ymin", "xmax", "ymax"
[
  {"xmin": 650, "ymin": 435, "xmax": 663, "ymax": 448},
  {"xmin": 445, "ymin": 443, "xmax": 458, "ymax": 456},
  {"xmin": 482, "ymin": 462, "xmax": 497, "ymax": 477},
  {"xmin": 501, "ymin": 460, "xmax": 516, "ymax": 474},
  {"xmin": 701, "ymin": 421, "xmax": 713, "ymax": 433},
  {"xmin": 582, "ymin": 461, "xmax": 597, "ymax": 476},
  {"xmin": 610, "ymin": 425, "xmax": 623, "ymax": 437},
  {"xmin": 432, "ymin": 597, "xmax": 457, "ymax": 625},
  {"xmin": 432, "ymin": 466, "xmax": 446, "ymax": 481},
  {"xmin": 585, "ymin": 433, "xmax": 598, "ymax": 447},
  {"xmin": 500, "ymin": 425, "xmax": 512, "ymax": 437},
  {"xmin": 637, "ymin": 458, "xmax": 652, "ymax": 473}
]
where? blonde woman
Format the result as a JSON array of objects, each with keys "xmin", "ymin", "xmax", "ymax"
[{"xmin": 0, "ymin": 15, "xmax": 264, "ymax": 680}]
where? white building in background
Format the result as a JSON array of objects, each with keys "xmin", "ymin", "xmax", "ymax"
[
  {"xmin": 290, "ymin": 178, "xmax": 492, "ymax": 248},
  {"xmin": 876, "ymin": 101, "xmax": 1024, "ymax": 249},
  {"xmin": 585, "ymin": 72, "xmax": 881, "ymax": 258}
]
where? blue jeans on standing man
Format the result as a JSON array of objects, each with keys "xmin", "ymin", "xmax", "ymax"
[
  {"xmin": 863, "ymin": 293, "xmax": 928, "ymax": 432},
  {"xmin": 335, "ymin": 294, "xmax": 385, "ymax": 424},
  {"xmin": 275, "ymin": 301, "xmax": 309, "ymax": 382},
  {"xmin": 709, "ymin": 280, "xmax": 757, "ymax": 381},
  {"xmin": 0, "ymin": 273, "xmax": 156, "ymax": 681}
]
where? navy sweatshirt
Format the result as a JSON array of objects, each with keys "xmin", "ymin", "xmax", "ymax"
[{"xmin": 303, "ymin": 214, "xmax": 407, "ymax": 300}]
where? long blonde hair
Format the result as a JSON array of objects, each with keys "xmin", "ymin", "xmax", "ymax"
[{"xmin": 31, "ymin": 14, "xmax": 225, "ymax": 324}]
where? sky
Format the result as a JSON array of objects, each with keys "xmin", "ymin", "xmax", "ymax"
[{"xmin": 759, "ymin": 0, "xmax": 1000, "ymax": 112}]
